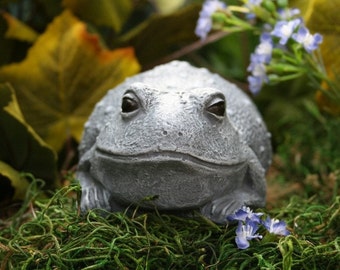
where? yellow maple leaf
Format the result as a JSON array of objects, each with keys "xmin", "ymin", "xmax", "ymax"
[
  {"xmin": 1, "ymin": 11, "xmax": 39, "ymax": 43},
  {"xmin": 0, "ymin": 10, "xmax": 140, "ymax": 151},
  {"xmin": 0, "ymin": 161, "xmax": 30, "ymax": 204},
  {"xmin": 151, "ymin": 0, "xmax": 185, "ymax": 14}
]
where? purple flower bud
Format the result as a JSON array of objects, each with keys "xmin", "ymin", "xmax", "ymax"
[
  {"xmin": 249, "ymin": 0, "xmax": 263, "ymax": 5},
  {"xmin": 244, "ymin": 0, "xmax": 263, "ymax": 20},
  {"xmin": 227, "ymin": 206, "xmax": 264, "ymax": 223},
  {"xmin": 195, "ymin": 0, "xmax": 227, "ymax": 40},
  {"xmin": 278, "ymin": 8, "xmax": 300, "ymax": 20},
  {"xmin": 248, "ymin": 75, "xmax": 267, "ymax": 95}
]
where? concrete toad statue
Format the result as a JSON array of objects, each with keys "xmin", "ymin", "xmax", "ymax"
[{"xmin": 77, "ymin": 61, "xmax": 272, "ymax": 224}]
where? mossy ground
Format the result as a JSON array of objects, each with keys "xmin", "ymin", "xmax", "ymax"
[{"xmin": 0, "ymin": 115, "xmax": 339, "ymax": 270}]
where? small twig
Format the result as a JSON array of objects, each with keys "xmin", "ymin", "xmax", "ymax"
[
  {"xmin": 60, "ymin": 136, "xmax": 76, "ymax": 175},
  {"xmin": 29, "ymin": 201, "xmax": 37, "ymax": 219},
  {"xmin": 143, "ymin": 31, "xmax": 230, "ymax": 70}
]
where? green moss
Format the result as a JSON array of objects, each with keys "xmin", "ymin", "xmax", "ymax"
[{"xmin": 0, "ymin": 177, "xmax": 339, "ymax": 269}]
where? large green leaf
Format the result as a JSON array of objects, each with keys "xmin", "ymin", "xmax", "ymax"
[
  {"xmin": 0, "ymin": 83, "xmax": 57, "ymax": 198},
  {"xmin": 291, "ymin": 0, "xmax": 340, "ymax": 114},
  {"xmin": 62, "ymin": 0, "xmax": 133, "ymax": 32},
  {"xmin": 0, "ymin": 10, "xmax": 140, "ymax": 151},
  {"xmin": 115, "ymin": 4, "xmax": 201, "ymax": 67}
]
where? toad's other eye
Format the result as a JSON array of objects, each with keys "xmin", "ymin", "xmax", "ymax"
[
  {"xmin": 207, "ymin": 100, "xmax": 225, "ymax": 117},
  {"xmin": 121, "ymin": 96, "xmax": 139, "ymax": 113}
]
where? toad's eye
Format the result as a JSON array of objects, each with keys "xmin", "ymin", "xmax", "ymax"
[
  {"xmin": 121, "ymin": 96, "xmax": 139, "ymax": 113},
  {"xmin": 207, "ymin": 101, "xmax": 225, "ymax": 117}
]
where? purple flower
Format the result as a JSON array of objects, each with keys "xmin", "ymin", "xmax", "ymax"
[
  {"xmin": 271, "ymin": 19, "xmax": 301, "ymax": 45},
  {"xmin": 248, "ymin": 0, "xmax": 263, "ymax": 4},
  {"xmin": 263, "ymin": 217, "xmax": 290, "ymax": 236},
  {"xmin": 195, "ymin": 0, "xmax": 226, "ymax": 40},
  {"xmin": 244, "ymin": 0, "xmax": 263, "ymax": 9},
  {"xmin": 248, "ymin": 53, "xmax": 267, "ymax": 75},
  {"xmin": 228, "ymin": 208, "xmax": 290, "ymax": 249},
  {"xmin": 278, "ymin": 8, "xmax": 300, "ymax": 20},
  {"xmin": 235, "ymin": 220, "xmax": 263, "ymax": 249},
  {"xmin": 245, "ymin": 33, "xmax": 272, "ymax": 94},
  {"xmin": 247, "ymin": 52, "xmax": 269, "ymax": 94},
  {"xmin": 292, "ymin": 26, "xmax": 323, "ymax": 53},
  {"xmin": 255, "ymin": 33, "xmax": 273, "ymax": 63},
  {"xmin": 227, "ymin": 206, "xmax": 263, "ymax": 223},
  {"xmin": 248, "ymin": 75, "xmax": 267, "ymax": 95}
]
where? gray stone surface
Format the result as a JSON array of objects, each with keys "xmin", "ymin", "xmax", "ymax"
[{"xmin": 77, "ymin": 61, "xmax": 272, "ymax": 223}]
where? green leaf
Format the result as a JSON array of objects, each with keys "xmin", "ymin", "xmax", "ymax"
[
  {"xmin": 62, "ymin": 0, "xmax": 133, "ymax": 32},
  {"xmin": 0, "ymin": 13, "xmax": 36, "ymax": 66},
  {"xmin": 115, "ymin": 4, "xmax": 201, "ymax": 67},
  {"xmin": 150, "ymin": 0, "xmax": 186, "ymax": 14},
  {"xmin": 0, "ymin": 83, "xmax": 57, "ymax": 189},
  {"xmin": 0, "ymin": 10, "xmax": 140, "ymax": 151}
]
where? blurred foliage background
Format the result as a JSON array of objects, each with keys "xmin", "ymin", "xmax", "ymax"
[{"xmin": 0, "ymin": 0, "xmax": 339, "ymax": 217}]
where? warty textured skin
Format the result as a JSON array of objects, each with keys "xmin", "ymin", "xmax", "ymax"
[{"xmin": 77, "ymin": 61, "xmax": 272, "ymax": 224}]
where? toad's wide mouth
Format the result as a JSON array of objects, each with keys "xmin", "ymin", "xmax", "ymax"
[
  {"xmin": 95, "ymin": 147, "xmax": 244, "ymax": 170},
  {"xmin": 92, "ymin": 148, "xmax": 248, "ymax": 209}
]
